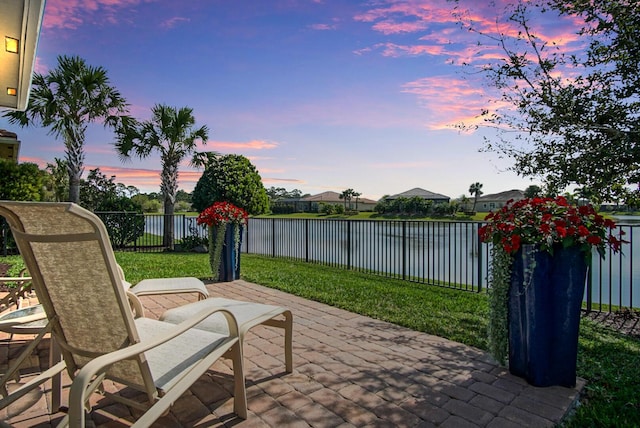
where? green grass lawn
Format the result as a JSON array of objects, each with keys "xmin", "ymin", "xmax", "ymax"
[{"xmin": 3, "ymin": 252, "xmax": 639, "ymax": 426}]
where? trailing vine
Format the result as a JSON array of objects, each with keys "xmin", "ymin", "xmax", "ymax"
[
  {"xmin": 233, "ymin": 224, "xmax": 241, "ymax": 270},
  {"xmin": 208, "ymin": 225, "xmax": 227, "ymax": 280},
  {"xmin": 488, "ymin": 245, "xmax": 512, "ymax": 365},
  {"xmin": 197, "ymin": 201, "xmax": 248, "ymax": 281}
]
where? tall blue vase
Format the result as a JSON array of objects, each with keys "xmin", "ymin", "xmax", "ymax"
[
  {"xmin": 218, "ymin": 224, "xmax": 243, "ymax": 282},
  {"xmin": 508, "ymin": 244, "xmax": 587, "ymax": 387}
]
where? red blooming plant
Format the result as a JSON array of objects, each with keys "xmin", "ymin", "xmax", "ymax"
[
  {"xmin": 479, "ymin": 196, "xmax": 625, "ymax": 365},
  {"xmin": 196, "ymin": 201, "xmax": 248, "ymax": 228},
  {"xmin": 478, "ymin": 196, "xmax": 623, "ymax": 257},
  {"xmin": 196, "ymin": 202, "xmax": 248, "ymax": 280}
]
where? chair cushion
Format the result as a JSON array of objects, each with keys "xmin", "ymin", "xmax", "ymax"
[
  {"xmin": 134, "ymin": 317, "xmax": 230, "ymax": 393},
  {"xmin": 131, "ymin": 277, "xmax": 209, "ymax": 299},
  {"xmin": 160, "ymin": 298, "xmax": 287, "ymax": 337}
]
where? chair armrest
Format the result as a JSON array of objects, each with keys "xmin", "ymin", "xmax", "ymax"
[
  {"xmin": 68, "ymin": 306, "xmax": 241, "ymax": 427},
  {"xmin": 0, "ymin": 274, "xmax": 33, "ymax": 312},
  {"xmin": 125, "ymin": 291, "xmax": 145, "ymax": 318}
]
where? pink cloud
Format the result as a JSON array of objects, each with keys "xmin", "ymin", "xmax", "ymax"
[
  {"xmin": 262, "ymin": 177, "xmax": 306, "ymax": 185},
  {"xmin": 369, "ymin": 161, "xmax": 438, "ymax": 169},
  {"xmin": 309, "ymin": 23, "xmax": 336, "ymax": 31},
  {"xmin": 258, "ymin": 168, "xmax": 285, "ymax": 174},
  {"xmin": 88, "ymin": 165, "xmax": 207, "ymax": 192},
  {"xmin": 209, "ymin": 140, "xmax": 279, "ymax": 150},
  {"xmin": 42, "ymin": 0, "xmax": 152, "ymax": 30},
  {"xmin": 34, "ymin": 57, "xmax": 49, "ymax": 75},
  {"xmin": 354, "ymin": 0, "xmax": 586, "ymax": 61},
  {"xmin": 161, "ymin": 16, "xmax": 190, "ymax": 29},
  {"xmin": 353, "ymin": 0, "xmax": 589, "ymax": 131},
  {"xmin": 354, "ymin": 0, "xmax": 458, "ymax": 30},
  {"xmin": 362, "ymin": 42, "xmax": 445, "ymax": 58},
  {"xmin": 371, "ymin": 20, "xmax": 428, "ymax": 35},
  {"xmin": 400, "ymin": 75, "xmax": 501, "ymax": 130}
]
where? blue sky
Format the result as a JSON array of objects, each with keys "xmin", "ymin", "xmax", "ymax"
[{"xmin": 0, "ymin": 0, "xmax": 583, "ymax": 200}]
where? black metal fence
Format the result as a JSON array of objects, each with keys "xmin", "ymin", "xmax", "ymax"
[
  {"xmin": 243, "ymin": 218, "xmax": 640, "ymax": 313},
  {"xmin": 2, "ymin": 213, "xmax": 638, "ymax": 313},
  {"xmin": 244, "ymin": 218, "xmax": 486, "ymax": 292}
]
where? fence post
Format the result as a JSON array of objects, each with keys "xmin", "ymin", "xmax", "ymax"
[
  {"xmin": 347, "ymin": 220, "xmax": 351, "ymax": 270},
  {"xmin": 245, "ymin": 218, "xmax": 250, "ymax": 253},
  {"xmin": 402, "ymin": 221, "xmax": 407, "ymax": 281},
  {"xmin": 586, "ymin": 253, "xmax": 593, "ymax": 312},
  {"xmin": 305, "ymin": 219, "xmax": 309, "ymax": 263},
  {"xmin": 477, "ymin": 228, "xmax": 484, "ymax": 293},
  {"xmin": 272, "ymin": 218, "xmax": 276, "ymax": 258}
]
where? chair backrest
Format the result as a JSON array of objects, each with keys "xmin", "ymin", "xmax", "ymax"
[{"xmin": 0, "ymin": 201, "xmax": 155, "ymax": 396}]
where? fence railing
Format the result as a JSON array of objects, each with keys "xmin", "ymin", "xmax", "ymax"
[
  {"xmin": 244, "ymin": 218, "xmax": 487, "ymax": 292},
  {"xmin": 243, "ymin": 218, "xmax": 640, "ymax": 313},
  {"xmin": 2, "ymin": 213, "xmax": 637, "ymax": 313}
]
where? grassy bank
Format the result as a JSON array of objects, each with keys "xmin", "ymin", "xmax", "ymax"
[{"xmin": 2, "ymin": 252, "xmax": 639, "ymax": 426}]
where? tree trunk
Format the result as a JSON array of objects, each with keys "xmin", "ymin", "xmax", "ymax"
[
  {"xmin": 65, "ymin": 129, "xmax": 85, "ymax": 204},
  {"xmin": 163, "ymin": 198, "xmax": 174, "ymax": 249},
  {"xmin": 66, "ymin": 159, "xmax": 82, "ymax": 204},
  {"xmin": 161, "ymin": 161, "xmax": 178, "ymax": 250}
]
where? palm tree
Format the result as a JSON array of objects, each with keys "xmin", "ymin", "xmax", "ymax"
[
  {"xmin": 352, "ymin": 191, "xmax": 362, "ymax": 211},
  {"xmin": 469, "ymin": 182, "xmax": 484, "ymax": 212},
  {"xmin": 339, "ymin": 189, "xmax": 357, "ymax": 210},
  {"xmin": 339, "ymin": 189, "xmax": 351, "ymax": 209},
  {"xmin": 115, "ymin": 104, "xmax": 209, "ymax": 249},
  {"xmin": 3, "ymin": 55, "xmax": 130, "ymax": 203}
]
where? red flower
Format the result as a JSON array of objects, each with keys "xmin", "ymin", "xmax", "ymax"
[
  {"xmin": 197, "ymin": 202, "xmax": 248, "ymax": 228},
  {"xmin": 577, "ymin": 225, "xmax": 590, "ymax": 237},
  {"xmin": 478, "ymin": 196, "xmax": 623, "ymax": 256},
  {"xmin": 587, "ymin": 235, "xmax": 602, "ymax": 245},
  {"xmin": 556, "ymin": 226, "xmax": 567, "ymax": 238}
]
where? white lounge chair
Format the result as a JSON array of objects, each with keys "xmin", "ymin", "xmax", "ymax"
[
  {"xmin": 0, "ymin": 201, "xmax": 247, "ymax": 427},
  {"xmin": 161, "ymin": 297, "xmax": 293, "ymax": 373}
]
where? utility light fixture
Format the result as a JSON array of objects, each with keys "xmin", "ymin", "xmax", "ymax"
[
  {"xmin": 0, "ymin": 0, "xmax": 46, "ymax": 111},
  {"xmin": 5, "ymin": 36, "xmax": 18, "ymax": 53}
]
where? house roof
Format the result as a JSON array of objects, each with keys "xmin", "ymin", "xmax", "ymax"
[
  {"xmin": 0, "ymin": 129, "xmax": 17, "ymax": 139},
  {"xmin": 386, "ymin": 187, "xmax": 450, "ymax": 201},
  {"xmin": 302, "ymin": 191, "xmax": 377, "ymax": 204},
  {"xmin": 477, "ymin": 189, "xmax": 525, "ymax": 202}
]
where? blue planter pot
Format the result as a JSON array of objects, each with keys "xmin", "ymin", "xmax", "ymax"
[
  {"xmin": 210, "ymin": 224, "xmax": 243, "ymax": 282},
  {"xmin": 219, "ymin": 224, "xmax": 242, "ymax": 282},
  {"xmin": 508, "ymin": 244, "xmax": 587, "ymax": 387}
]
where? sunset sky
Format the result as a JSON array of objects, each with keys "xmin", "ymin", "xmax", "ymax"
[{"xmin": 0, "ymin": 0, "xmax": 584, "ymax": 201}]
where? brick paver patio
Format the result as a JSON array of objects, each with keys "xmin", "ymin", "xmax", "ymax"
[{"xmin": 1, "ymin": 280, "xmax": 583, "ymax": 427}]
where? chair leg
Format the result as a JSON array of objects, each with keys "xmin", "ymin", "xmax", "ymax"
[
  {"xmin": 49, "ymin": 339, "xmax": 62, "ymax": 411},
  {"xmin": 262, "ymin": 310, "xmax": 294, "ymax": 373},
  {"xmin": 230, "ymin": 341, "xmax": 247, "ymax": 419},
  {"xmin": 284, "ymin": 311, "xmax": 293, "ymax": 373}
]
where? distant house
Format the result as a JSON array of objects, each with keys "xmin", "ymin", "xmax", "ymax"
[
  {"xmin": 384, "ymin": 188, "xmax": 450, "ymax": 204},
  {"xmin": 0, "ymin": 129, "xmax": 20, "ymax": 163},
  {"xmin": 303, "ymin": 191, "xmax": 378, "ymax": 211},
  {"xmin": 475, "ymin": 189, "xmax": 525, "ymax": 212}
]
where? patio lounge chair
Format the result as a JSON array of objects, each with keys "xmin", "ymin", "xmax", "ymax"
[
  {"xmin": 117, "ymin": 264, "xmax": 209, "ymax": 301},
  {"xmin": 0, "ymin": 201, "xmax": 247, "ymax": 427},
  {"xmin": 0, "ymin": 269, "xmax": 207, "ymax": 401},
  {"xmin": 115, "ymin": 259, "xmax": 292, "ymax": 373},
  {"xmin": 161, "ymin": 297, "xmax": 293, "ymax": 373}
]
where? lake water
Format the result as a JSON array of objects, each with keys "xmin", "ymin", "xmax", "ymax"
[{"xmin": 145, "ymin": 216, "xmax": 640, "ymax": 309}]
